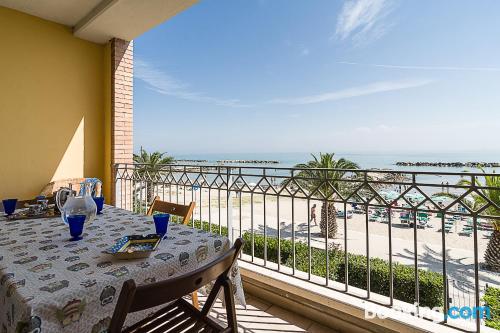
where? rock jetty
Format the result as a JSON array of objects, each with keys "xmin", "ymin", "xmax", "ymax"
[
  {"xmin": 216, "ymin": 160, "xmax": 279, "ymax": 164},
  {"xmin": 176, "ymin": 159, "xmax": 208, "ymax": 163},
  {"xmin": 396, "ymin": 161, "xmax": 500, "ymax": 168},
  {"xmin": 174, "ymin": 159, "xmax": 280, "ymax": 165}
]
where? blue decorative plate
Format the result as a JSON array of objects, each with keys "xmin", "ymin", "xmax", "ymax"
[{"xmin": 106, "ymin": 234, "xmax": 162, "ymax": 259}]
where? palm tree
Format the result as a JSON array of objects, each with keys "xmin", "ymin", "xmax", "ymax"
[
  {"xmin": 455, "ymin": 170, "xmax": 500, "ymax": 272},
  {"xmin": 294, "ymin": 153, "xmax": 360, "ymax": 238},
  {"xmin": 133, "ymin": 147, "xmax": 175, "ymax": 205}
]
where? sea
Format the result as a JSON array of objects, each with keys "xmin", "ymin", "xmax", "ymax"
[
  {"xmin": 173, "ymin": 151, "xmax": 500, "ymax": 188},
  {"xmin": 174, "ymin": 151, "xmax": 499, "ymax": 171}
]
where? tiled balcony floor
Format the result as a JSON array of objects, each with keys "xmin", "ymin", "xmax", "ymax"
[{"xmin": 199, "ymin": 294, "xmax": 336, "ymax": 333}]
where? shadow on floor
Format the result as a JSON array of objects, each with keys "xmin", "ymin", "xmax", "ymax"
[{"xmin": 198, "ymin": 294, "xmax": 335, "ymax": 333}]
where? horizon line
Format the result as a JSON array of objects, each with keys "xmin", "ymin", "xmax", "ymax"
[{"xmin": 338, "ymin": 61, "xmax": 500, "ymax": 72}]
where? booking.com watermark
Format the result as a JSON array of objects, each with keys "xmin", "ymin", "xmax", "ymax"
[{"xmin": 364, "ymin": 302, "xmax": 491, "ymax": 322}]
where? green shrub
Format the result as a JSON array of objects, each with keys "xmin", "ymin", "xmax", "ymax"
[
  {"xmin": 242, "ymin": 232, "xmax": 443, "ymax": 308},
  {"xmin": 170, "ymin": 221, "xmax": 443, "ymax": 308},
  {"xmin": 170, "ymin": 216, "xmax": 228, "ymax": 236},
  {"xmin": 483, "ymin": 286, "xmax": 500, "ymax": 330}
]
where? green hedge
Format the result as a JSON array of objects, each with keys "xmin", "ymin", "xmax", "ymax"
[
  {"xmin": 483, "ymin": 286, "xmax": 500, "ymax": 330},
  {"xmin": 168, "ymin": 218, "xmax": 443, "ymax": 308},
  {"xmin": 242, "ymin": 232, "xmax": 443, "ymax": 308},
  {"xmin": 170, "ymin": 216, "xmax": 229, "ymax": 236}
]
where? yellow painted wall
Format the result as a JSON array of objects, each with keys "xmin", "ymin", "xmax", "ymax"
[
  {"xmin": 103, "ymin": 43, "xmax": 112, "ymax": 203},
  {"xmin": 0, "ymin": 7, "xmax": 110, "ymax": 200}
]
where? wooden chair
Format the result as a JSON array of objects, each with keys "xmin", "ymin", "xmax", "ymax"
[
  {"xmin": 146, "ymin": 196, "xmax": 198, "ymax": 307},
  {"xmin": 109, "ymin": 238, "xmax": 243, "ymax": 333},
  {"xmin": 39, "ymin": 177, "xmax": 102, "ymax": 197},
  {"xmin": 147, "ymin": 196, "xmax": 196, "ymax": 226}
]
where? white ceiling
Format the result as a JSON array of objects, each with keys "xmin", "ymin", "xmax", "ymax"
[
  {"xmin": 0, "ymin": 0, "xmax": 102, "ymax": 26},
  {"xmin": 0, "ymin": 0, "xmax": 198, "ymax": 43}
]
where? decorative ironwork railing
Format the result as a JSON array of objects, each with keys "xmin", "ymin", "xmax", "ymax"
[{"xmin": 113, "ymin": 163, "xmax": 500, "ymax": 332}]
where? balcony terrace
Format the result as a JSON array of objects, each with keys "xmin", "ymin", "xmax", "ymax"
[{"xmin": 1, "ymin": 1, "xmax": 499, "ymax": 332}]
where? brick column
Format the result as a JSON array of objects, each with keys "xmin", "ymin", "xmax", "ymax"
[{"xmin": 111, "ymin": 38, "xmax": 133, "ymax": 208}]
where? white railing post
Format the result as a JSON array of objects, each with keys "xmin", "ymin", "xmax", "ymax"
[{"xmin": 227, "ymin": 168, "xmax": 234, "ymax": 242}]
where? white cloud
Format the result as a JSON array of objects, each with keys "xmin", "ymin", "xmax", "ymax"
[
  {"xmin": 334, "ymin": 0, "xmax": 395, "ymax": 45},
  {"xmin": 377, "ymin": 124, "xmax": 391, "ymax": 131},
  {"xmin": 338, "ymin": 61, "xmax": 500, "ymax": 72},
  {"xmin": 135, "ymin": 59, "xmax": 251, "ymax": 108},
  {"xmin": 354, "ymin": 126, "xmax": 371, "ymax": 133},
  {"xmin": 268, "ymin": 78, "xmax": 433, "ymax": 105},
  {"xmin": 354, "ymin": 124, "xmax": 392, "ymax": 133}
]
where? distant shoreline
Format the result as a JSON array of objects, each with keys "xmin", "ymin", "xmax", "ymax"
[
  {"xmin": 176, "ymin": 159, "xmax": 500, "ymax": 168},
  {"xmin": 176, "ymin": 159, "xmax": 209, "ymax": 163},
  {"xmin": 396, "ymin": 161, "xmax": 500, "ymax": 168}
]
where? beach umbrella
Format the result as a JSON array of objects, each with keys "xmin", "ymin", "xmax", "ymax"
[
  {"xmin": 431, "ymin": 195, "xmax": 451, "ymax": 204},
  {"xmin": 379, "ymin": 190, "xmax": 400, "ymax": 201},
  {"xmin": 404, "ymin": 192, "xmax": 425, "ymax": 201}
]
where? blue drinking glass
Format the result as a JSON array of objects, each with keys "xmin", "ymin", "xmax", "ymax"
[
  {"xmin": 2, "ymin": 199, "xmax": 17, "ymax": 216},
  {"xmin": 93, "ymin": 196, "xmax": 105, "ymax": 214},
  {"xmin": 67, "ymin": 214, "xmax": 86, "ymax": 241},
  {"xmin": 153, "ymin": 213, "xmax": 170, "ymax": 237}
]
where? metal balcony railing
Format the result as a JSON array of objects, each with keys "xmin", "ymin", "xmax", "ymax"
[{"xmin": 113, "ymin": 163, "xmax": 500, "ymax": 332}]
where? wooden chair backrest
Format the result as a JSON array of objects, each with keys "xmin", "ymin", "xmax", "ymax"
[
  {"xmin": 39, "ymin": 178, "xmax": 102, "ymax": 197},
  {"xmin": 146, "ymin": 196, "xmax": 195, "ymax": 225},
  {"xmin": 109, "ymin": 238, "xmax": 243, "ymax": 332}
]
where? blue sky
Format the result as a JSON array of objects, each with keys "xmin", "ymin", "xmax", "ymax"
[{"xmin": 134, "ymin": 0, "xmax": 500, "ymax": 155}]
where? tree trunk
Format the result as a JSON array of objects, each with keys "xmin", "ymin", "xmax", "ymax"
[
  {"xmin": 320, "ymin": 202, "xmax": 337, "ymax": 239},
  {"xmin": 146, "ymin": 181, "xmax": 155, "ymax": 205},
  {"xmin": 484, "ymin": 229, "xmax": 500, "ymax": 272}
]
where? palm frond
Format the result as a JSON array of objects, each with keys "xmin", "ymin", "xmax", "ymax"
[
  {"xmin": 133, "ymin": 148, "xmax": 175, "ymax": 175},
  {"xmin": 292, "ymin": 152, "xmax": 359, "ymax": 198}
]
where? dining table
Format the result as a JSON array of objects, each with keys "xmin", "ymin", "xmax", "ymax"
[{"xmin": 0, "ymin": 205, "xmax": 245, "ymax": 333}]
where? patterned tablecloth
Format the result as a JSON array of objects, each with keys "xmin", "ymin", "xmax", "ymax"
[{"xmin": 0, "ymin": 205, "xmax": 245, "ymax": 333}]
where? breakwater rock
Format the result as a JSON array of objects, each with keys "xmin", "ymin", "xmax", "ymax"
[
  {"xmin": 176, "ymin": 159, "xmax": 209, "ymax": 163},
  {"xmin": 216, "ymin": 160, "xmax": 280, "ymax": 164},
  {"xmin": 174, "ymin": 159, "xmax": 280, "ymax": 165},
  {"xmin": 396, "ymin": 161, "xmax": 500, "ymax": 168}
]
